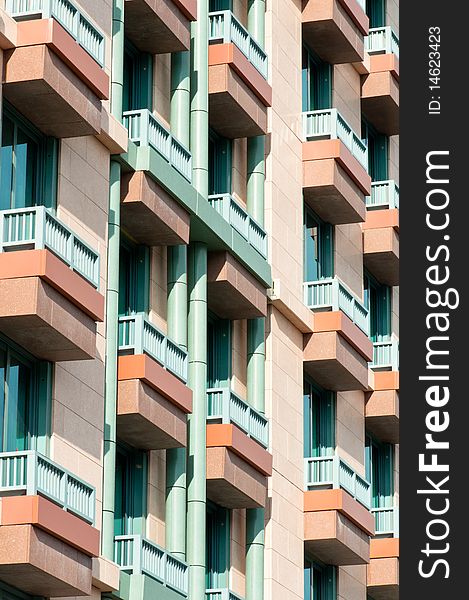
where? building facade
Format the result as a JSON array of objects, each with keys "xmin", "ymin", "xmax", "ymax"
[{"xmin": 0, "ymin": 0, "xmax": 399, "ymax": 599}]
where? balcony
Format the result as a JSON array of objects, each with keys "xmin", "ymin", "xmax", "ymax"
[
  {"xmin": 208, "ymin": 11, "xmax": 272, "ymax": 138},
  {"xmin": 304, "ymin": 456, "xmax": 374, "ymax": 565},
  {"xmin": 114, "ymin": 534, "xmax": 188, "ymax": 599},
  {"xmin": 366, "ymin": 181, "xmax": 399, "ymax": 211},
  {"xmin": 206, "ymin": 591, "xmax": 244, "ymax": 600},
  {"xmin": 303, "ymin": 110, "xmax": 370, "ymax": 224},
  {"xmin": 3, "ymin": 1, "xmax": 108, "ymax": 137},
  {"xmin": 302, "ymin": 0, "xmax": 369, "ymax": 64},
  {"xmin": 117, "ymin": 314, "xmax": 192, "ymax": 450},
  {"xmin": 370, "ymin": 336, "xmax": 399, "ymax": 372},
  {"xmin": 363, "ymin": 207, "xmax": 399, "ymax": 286},
  {"xmin": 0, "ymin": 206, "xmax": 104, "ymax": 361},
  {"xmin": 124, "ymin": 0, "xmax": 196, "ymax": 55},
  {"xmin": 206, "ymin": 392, "xmax": 272, "ymax": 509},
  {"xmin": 208, "ymin": 194, "xmax": 267, "ymax": 258},
  {"xmin": 366, "ymin": 365, "xmax": 399, "ymax": 444},
  {"xmin": 0, "ymin": 450, "xmax": 99, "ymax": 596},
  {"xmin": 121, "ymin": 171, "xmax": 190, "ymax": 246},
  {"xmin": 371, "ymin": 506, "xmax": 399, "ymax": 538},
  {"xmin": 367, "ymin": 538, "xmax": 399, "ymax": 600},
  {"xmin": 366, "ymin": 27, "xmax": 399, "ymax": 58}
]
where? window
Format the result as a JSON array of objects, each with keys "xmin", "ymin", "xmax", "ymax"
[
  {"xmin": 0, "ymin": 336, "xmax": 51, "ymax": 454},
  {"xmin": 207, "ymin": 314, "xmax": 231, "ymax": 388},
  {"xmin": 302, "ymin": 47, "xmax": 332, "ymax": 112},
  {"xmin": 123, "ymin": 39, "xmax": 153, "ymax": 113},
  {"xmin": 206, "ymin": 502, "xmax": 230, "ymax": 589},
  {"xmin": 364, "ymin": 272, "xmax": 391, "ymax": 342},
  {"xmin": 362, "ymin": 120, "xmax": 388, "ymax": 181},
  {"xmin": 304, "ymin": 379, "xmax": 335, "ymax": 459},
  {"xmin": 119, "ymin": 239, "xmax": 150, "ymax": 316},
  {"xmin": 0, "ymin": 582, "xmax": 34, "ymax": 600},
  {"xmin": 114, "ymin": 444, "xmax": 147, "ymax": 536},
  {"xmin": 208, "ymin": 130, "xmax": 232, "ymax": 196},
  {"xmin": 304, "ymin": 559, "xmax": 336, "ymax": 600},
  {"xmin": 303, "ymin": 207, "xmax": 333, "ymax": 282},
  {"xmin": 0, "ymin": 104, "xmax": 58, "ymax": 210},
  {"xmin": 366, "ymin": 0, "xmax": 386, "ymax": 28},
  {"xmin": 365, "ymin": 435, "xmax": 394, "ymax": 509},
  {"xmin": 209, "ymin": 0, "xmax": 232, "ymax": 9}
]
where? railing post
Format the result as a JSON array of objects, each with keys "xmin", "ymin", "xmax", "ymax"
[
  {"xmin": 0, "ymin": 211, "xmax": 4, "ymax": 252},
  {"xmin": 35, "ymin": 205, "xmax": 46, "ymax": 250},
  {"xmin": 224, "ymin": 10, "xmax": 231, "ymax": 44},
  {"xmin": 332, "ymin": 455, "xmax": 339, "ymax": 489},
  {"xmin": 385, "ymin": 26, "xmax": 392, "ymax": 54},
  {"xmin": 141, "ymin": 110, "xmax": 150, "ymax": 147},
  {"xmin": 331, "ymin": 278, "xmax": 339, "ymax": 311},
  {"xmin": 162, "ymin": 549, "xmax": 168, "ymax": 588},
  {"xmin": 162, "ymin": 332, "xmax": 168, "ymax": 369},
  {"xmin": 222, "ymin": 388, "xmax": 231, "ymax": 425},
  {"xmin": 26, "ymin": 451, "xmax": 38, "ymax": 496},
  {"xmin": 330, "ymin": 109, "xmax": 338, "ymax": 139},
  {"xmin": 133, "ymin": 535, "xmax": 142, "ymax": 575},
  {"xmin": 134, "ymin": 314, "xmax": 144, "ymax": 355}
]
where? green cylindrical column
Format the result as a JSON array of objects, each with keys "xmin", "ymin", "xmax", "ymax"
[
  {"xmin": 102, "ymin": 0, "xmax": 124, "ymax": 560},
  {"xmin": 248, "ymin": 0, "xmax": 266, "ymax": 47},
  {"xmin": 186, "ymin": 243, "xmax": 208, "ymax": 600},
  {"xmin": 247, "ymin": 319, "xmax": 265, "ymax": 414},
  {"xmin": 171, "ymin": 51, "xmax": 190, "ymax": 146},
  {"xmin": 246, "ymin": 137, "xmax": 265, "ymax": 227}
]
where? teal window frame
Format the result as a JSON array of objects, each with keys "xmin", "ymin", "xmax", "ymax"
[
  {"xmin": 209, "ymin": 129, "xmax": 232, "ymax": 196},
  {"xmin": 365, "ymin": 434, "xmax": 394, "ymax": 509},
  {"xmin": 206, "ymin": 501, "xmax": 230, "ymax": 589},
  {"xmin": 364, "ymin": 271, "xmax": 391, "ymax": 342},
  {"xmin": 119, "ymin": 237, "xmax": 150, "ymax": 316},
  {"xmin": 362, "ymin": 119, "xmax": 389, "ymax": 181},
  {"xmin": 123, "ymin": 38, "xmax": 153, "ymax": 113},
  {"xmin": 114, "ymin": 443, "xmax": 148, "ymax": 536},
  {"xmin": 366, "ymin": 0, "xmax": 386, "ymax": 28},
  {"xmin": 302, "ymin": 46, "xmax": 332, "ymax": 112},
  {"xmin": 303, "ymin": 206, "xmax": 334, "ymax": 282},
  {"xmin": 0, "ymin": 334, "xmax": 52, "ymax": 455},
  {"xmin": 304, "ymin": 558, "xmax": 337, "ymax": 600},
  {"xmin": 209, "ymin": 0, "xmax": 232, "ymax": 9},
  {"xmin": 1, "ymin": 103, "xmax": 58, "ymax": 211},
  {"xmin": 207, "ymin": 313, "xmax": 232, "ymax": 388},
  {"xmin": 304, "ymin": 379, "xmax": 336, "ymax": 459}
]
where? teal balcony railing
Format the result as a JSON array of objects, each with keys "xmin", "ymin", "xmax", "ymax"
[
  {"xmin": 372, "ymin": 506, "xmax": 399, "ymax": 537},
  {"xmin": 366, "ymin": 27, "xmax": 400, "ymax": 58},
  {"xmin": 123, "ymin": 109, "xmax": 192, "ymax": 183},
  {"xmin": 206, "ymin": 590, "xmax": 244, "ymax": 600},
  {"xmin": 0, "ymin": 206, "xmax": 100, "ymax": 288},
  {"xmin": 303, "ymin": 277, "xmax": 370, "ymax": 336},
  {"xmin": 370, "ymin": 336, "xmax": 399, "ymax": 371},
  {"xmin": 208, "ymin": 10, "xmax": 268, "ymax": 79},
  {"xmin": 304, "ymin": 455, "xmax": 371, "ymax": 509},
  {"xmin": 208, "ymin": 194, "xmax": 267, "ymax": 258},
  {"xmin": 207, "ymin": 387, "xmax": 269, "ymax": 448},
  {"xmin": 366, "ymin": 180, "xmax": 400, "ymax": 210},
  {"xmin": 114, "ymin": 535, "xmax": 188, "ymax": 597},
  {"xmin": 5, "ymin": 0, "xmax": 105, "ymax": 66},
  {"xmin": 0, "ymin": 450, "xmax": 96, "ymax": 524},
  {"xmin": 118, "ymin": 313, "xmax": 188, "ymax": 382},
  {"xmin": 302, "ymin": 109, "xmax": 368, "ymax": 171}
]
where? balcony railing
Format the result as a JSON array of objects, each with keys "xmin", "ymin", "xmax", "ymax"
[
  {"xmin": 372, "ymin": 506, "xmax": 399, "ymax": 537},
  {"xmin": 0, "ymin": 206, "xmax": 100, "ymax": 288},
  {"xmin": 115, "ymin": 535, "xmax": 188, "ymax": 597},
  {"xmin": 303, "ymin": 277, "xmax": 369, "ymax": 335},
  {"xmin": 0, "ymin": 450, "xmax": 96, "ymax": 524},
  {"xmin": 370, "ymin": 336, "xmax": 399, "ymax": 371},
  {"xmin": 5, "ymin": 0, "xmax": 105, "ymax": 66},
  {"xmin": 303, "ymin": 109, "xmax": 368, "ymax": 171},
  {"xmin": 208, "ymin": 10, "xmax": 268, "ymax": 79},
  {"xmin": 367, "ymin": 180, "xmax": 400, "ymax": 210},
  {"xmin": 118, "ymin": 313, "xmax": 188, "ymax": 382},
  {"xmin": 366, "ymin": 27, "xmax": 400, "ymax": 58},
  {"xmin": 206, "ymin": 590, "xmax": 244, "ymax": 600},
  {"xmin": 208, "ymin": 194, "xmax": 267, "ymax": 258},
  {"xmin": 207, "ymin": 387, "xmax": 269, "ymax": 448},
  {"xmin": 304, "ymin": 455, "xmax": 371, "ymax": 509},
  {"xmin": 123, "ymin": 109, "xmax": 192, "ymax": 182}
]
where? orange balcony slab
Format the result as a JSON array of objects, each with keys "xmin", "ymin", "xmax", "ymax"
[
  {"xmin": 302, "ymin": 0, "xmax": 369, "ymax": 64},
  {"xmin": 368, "ymin": 538, "xmax": 399, "ymax": 600},
  {"xmin": 206, "ymin": 424, "xmax": 272, "ymax": 509},
  {"xmin": 207, "ymin": 251, "xmax": 267, "ymax": 319},
  {"xmin": 0, "ymin": 249, "xmax": 104, "ymax": 361},
  {"xmin": 117, "ymin": 354, "xmax": 192, "ymax": 450},
  {"xmin": 363, "ymin": 209, "xmax": 399, "ymax": 286},
  {"xmin": 362, "ymin": 54, "xmax": 399, "ymax": 136},
  {"xmin": 303, "ymin": 139, "xmax": 371, "ymax": 224},
  {"xmin": 208, "ymin": 44, "xmax": 272, "ymax": 138},
  {"xmin": 366, "ymin": 389, "xmax": 399, "ymax": 444},
  {"xmin": 304, "ymin": 311, "xmax": 373, "ymax": 391},
  {"xmin": 124, "ymin": 0, "xmax": 196, "ymax": 54},
  {"xmin": 304, "ymin": 489, "xmax": 374, "ymax": 565},
  {"xmin": 372, "ymin": 371, "xmax": 399, "ymax": 392},
  {"xmin": 4, "ymin": 19, "xmax": 108, "ymax": 138},
  {"xmin": 121, "ymin": 171, "xmax": 190, "ymax": 246},
  {"xmin": 0, "ymin": 495, "xmax": 99, "ymax": 597}
]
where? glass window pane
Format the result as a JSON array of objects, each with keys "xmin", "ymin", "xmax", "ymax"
[
  {"xmin": 15, "ymin": 127, "xmax": 38, "ymax": 208},
  {"xmin": 0, "ymin": 116, "xmax": 14, "ymax": 210},
  {"xmin": 0, "ymin": 348, "xmax": 6, "ymax": 452},
  {"xmin": 6, "ymin": 354, "xmax": 31, "ymax": 451},
  {"xmin": 304, "ymin": 211, "xmax": 320, "ymax": 281}
]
